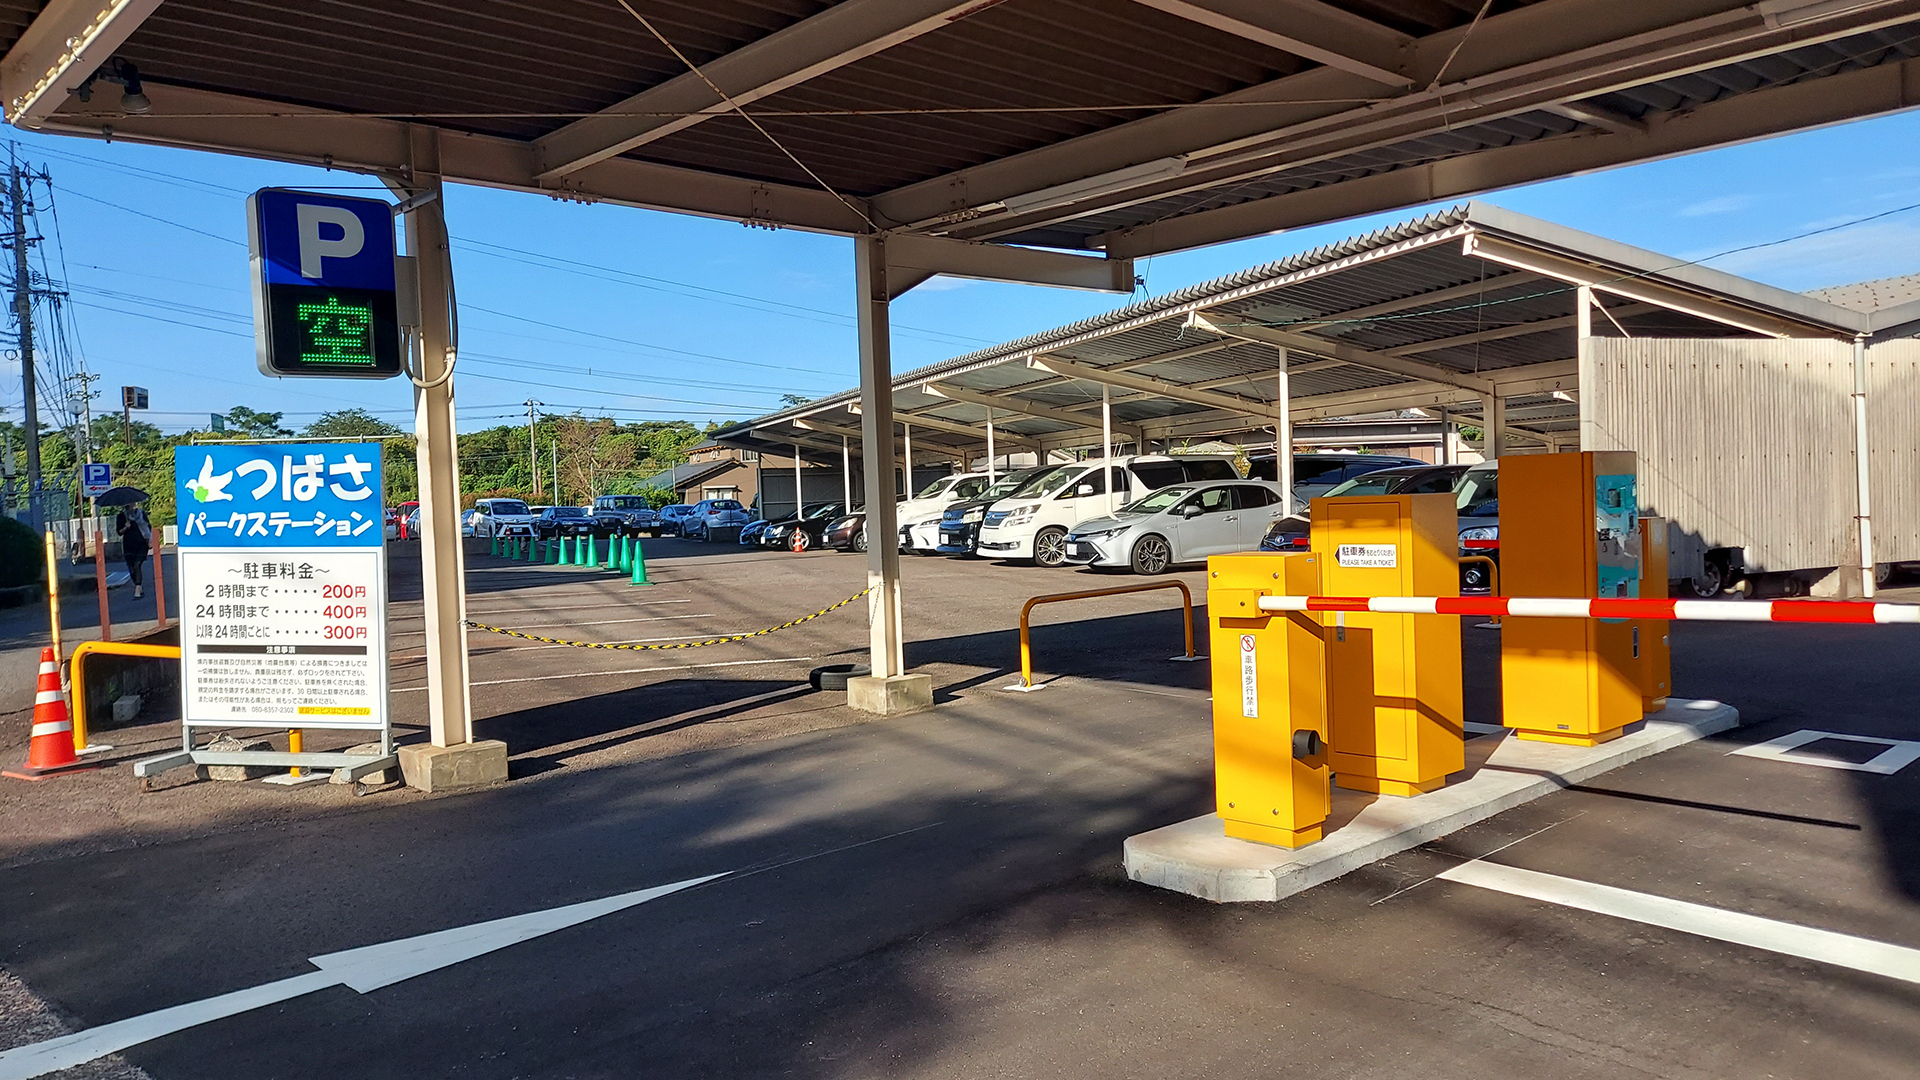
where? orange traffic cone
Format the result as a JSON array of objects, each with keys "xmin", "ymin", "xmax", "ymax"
[{"xmin": 4, "ymin": 648, "xmax": 98, "ymax": 781}]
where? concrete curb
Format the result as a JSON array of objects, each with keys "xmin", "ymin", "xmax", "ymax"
[{"xmin": 1124, "ymin": 698, "xmax": 1740, "ymax": 903}]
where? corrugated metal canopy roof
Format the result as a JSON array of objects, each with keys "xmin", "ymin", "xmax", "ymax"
[
  {"xmin": 8, "ymin": 1, "xmax": 1920, "ymax": 266},
  {"xmin": 713, "ymin": 202, "xmax": 1887, "ymax": 460}
]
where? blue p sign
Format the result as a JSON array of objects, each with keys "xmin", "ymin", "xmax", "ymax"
[{"xmin": 248, "ymin": 189, "xmax": 402, "ymax": 379}]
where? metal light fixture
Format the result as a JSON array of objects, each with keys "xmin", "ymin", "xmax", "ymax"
[{"xmin": 71, "ymin": 57, "xmax": 151, "ymax": 114}]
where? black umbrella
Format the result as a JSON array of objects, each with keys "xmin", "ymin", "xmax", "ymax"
[{"xmin": 95, "ymin": 485, "xmax": 151, "ymax": 507}]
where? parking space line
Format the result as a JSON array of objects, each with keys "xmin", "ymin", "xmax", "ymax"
[
  {"xmin": 1437, "ymin": 860, "xmax": 1920, "ymax": 985},
  {"xmin": 392, "ymin": 655, "xmax": 814, "ymax": 691}
]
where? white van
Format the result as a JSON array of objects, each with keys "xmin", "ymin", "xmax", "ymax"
[
  {"xmin": 898, "ymin": 472, "xmax": 994, "ymax": 553},
  {"xmin": 975, "ymin": 455, "xmax": 1239, "ymax": 567},
  {"xmin": 470, "ymin": 497, "xmax": 538, "ymax": 539}
]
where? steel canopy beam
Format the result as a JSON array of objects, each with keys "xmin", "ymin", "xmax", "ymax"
[
  {"xmin": 41, "ymin": 83, "xmax": 872, "ymax": 235},
  {"xmin": 1027, "ymin": 356, "xmax": 1286, "ymax": 422},
  {"xmin": 533, "ymin": 0, "xmax": 988, "ymax": 180},
  {"xmin": 885, "ymin": 234, "xmax": 1133, "ymax": 295},
  {"xmin": 1126, "ymin": 0, "xmax": 1412, "ymax": 88},
  {"xmin": 848, "ymin": 402, "xmax": 1044, "ymax": 450},
  {"xmin": 1099, "ymin": 47, "xmax": 1920, "ymax": 257},
  {"xmin": 1189, "ymin": 312, "xmax": 1498, "ymax": 395},
  {"xmin": 922, "ymin": 382, "xmax": 1147, "ymax": 444},
  {"xmin": 2, "ymin": 0, "xmax": 167, "ymax": 127}
]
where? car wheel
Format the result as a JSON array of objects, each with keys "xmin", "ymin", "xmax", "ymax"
[
  {"xmin": 853, "ymin": 531, "xmax": 868, "ymax": 553},
  {"xmin": 1131, "ymin": 534, "xmax": 1173, "ymax": 575},
  {"xmin": 1032, "ymin": 527, "xmax": 1069, "ymax": 568},
  {"xmin": 1687, "ymin": 561, "xmax": 1725, "ymax": 598},
  {"xmin": 1875, "ymin": 562, "xmax": 1894, "ymax": 588},
  {"xmin": 790, "ymin": 530, "xmax": 811, "ymax": 553}
]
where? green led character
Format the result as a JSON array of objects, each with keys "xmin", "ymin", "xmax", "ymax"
[{"xmin": 298, "ymin": 295, "xmax": 376, "ymax": 366}]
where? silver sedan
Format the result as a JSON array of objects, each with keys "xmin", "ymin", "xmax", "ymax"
[{"xmin": 1062, "ymin": 480, "xmax": 1289, "ymax": 574}]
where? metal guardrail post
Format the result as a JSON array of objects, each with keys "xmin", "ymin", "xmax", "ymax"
[
  {"xmin": 69, "ymin": 640, "xmax": 181, "ymax": 752},
  {"xmin": 1014, "ymin": 579, "xmax": 1199, "ymax": 690}
]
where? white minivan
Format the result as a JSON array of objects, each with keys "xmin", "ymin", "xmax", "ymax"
[
  {"xmin": 975, "ymin": 455, "xmax": 1238, "ymax": 567},
  {"xmin": 898, "ymin": 471, "xmax": 994, "ymax": 553}
]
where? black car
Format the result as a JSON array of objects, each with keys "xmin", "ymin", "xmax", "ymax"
[
  {"xmin": 762, "ymin": 502, "xmax": 846, "ymax": 552},
  {"xmin": 1247, "ymin": 451, "xmax": 1430, "ymax": 503},
  {"xmin": 591, "ymin": 494, "xmax": 661, "ymax": 537},
  {"xmin": 824, "ymin": 510, "xmax": 868, "ymax": 552},
  {"xmin": 935, "ymin": 464, "xmax": 1065, "ymax": 555},
  {"xmin": 1259, "ymin": 464, "xmax": 1467, "ymax": 552},
  {"xmin": 533, "ymin": 505, "xmax": 597, "ymax": 539}
]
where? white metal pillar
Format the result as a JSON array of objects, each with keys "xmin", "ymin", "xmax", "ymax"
[
  {"xmin": 902, "ymin": 422, "xmax": 913, "ymax": 498},
  {"xmin": 792, "ymin": 443, "xmax": 803, "ymax": 519},
  {"xmin": 1852, "ymin": 335, "xmax": 1877, "ymax": 597},
  {"xmin": 841, "ymin": 435, "xmax": 852, "ymax": 510},
  {"xmin": 402, "ymin": 134, "xmax": 472, "ymax": 749},
  {"xmin": 1481, "ymin": 394, "xmax": 1506, "ymax": 459},
  {"xmin": 1275, "ymin": 346, "xmax": 1294, "ymax": 514},
  {"xmin": 1576, "ymin": 284, "xmax": 1595, "ymax": 451},
  {"xmin": 855, "ymin": 236, "xmax": 906, "ymax": 679},
  {"xmin": 1100, "ymin": 384, "xmax": 1114, "ymax": 516},
  {"xmin": 985, "ymin": 407, "xmax": 998, "ymax": 482}
]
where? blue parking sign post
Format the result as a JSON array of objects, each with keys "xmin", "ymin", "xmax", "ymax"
[
  {"xmin": 134, "ymin": 442, "xmax": 398, "ymax": 787},
  {"xmin": 79, "ymin": 461, "xmax": 112, "ymax": 498}
]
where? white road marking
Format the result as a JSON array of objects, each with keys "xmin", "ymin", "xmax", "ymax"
[
  {"xmin": 0, "ymin": 873, "xmax": 725, "ymax": 1080},
  {"xmin": 392, "ymin": 655, "xmax": 815, "ymax": 691},
  {"xmin": 1438, "ymin": 860, "xmax": 1920, "ymax": 985},
  {"xmin": 1728, "ymin": 729, "xmax": 1920, "ymax": 776}
]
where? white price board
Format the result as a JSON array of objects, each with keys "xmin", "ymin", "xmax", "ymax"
[
  {"xmin": 180, "ymin": 548, "xmax": 387, "ymax": 730},
  {"xmin": 174, "ymin": 442, "xmax": 389, "ymax": 735}
]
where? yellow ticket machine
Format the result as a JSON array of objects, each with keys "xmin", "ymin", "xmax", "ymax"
[
  {"xmin": 1209, "ymin": 552, "xmax": 1329, "ymax": 848},
  {"xmin": 1310, "ymin": 494, "xmax": 1464, "ymax": 797},
  {"xmin": 1501, "ymin": 451, "xmax": 1643, "ymax": 745},
  {"xmin": 1637, "ymin": 515, "xmax": 1671, "ymax": 713}
]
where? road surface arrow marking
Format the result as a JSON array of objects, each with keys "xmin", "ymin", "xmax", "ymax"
[{"xmin": 0, "ymin": 872, "xmax": 725, "ymax": 1080}]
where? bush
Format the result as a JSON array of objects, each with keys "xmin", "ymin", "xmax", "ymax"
[{"xmin": 0, "ymin": 515, "xmax": 42, "ymax": 589}]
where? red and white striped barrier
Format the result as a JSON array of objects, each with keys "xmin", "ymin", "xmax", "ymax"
[{"xmin": 1256, "ymin": 595, "xmax": 1920, "ymax": 625}]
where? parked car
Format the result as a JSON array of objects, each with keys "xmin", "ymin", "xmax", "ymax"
[
  {"xmin": 461, "ymin": 508, "xmax": 482, "ymax": 537},
  {"xmin": 470, "ymin": 497, "xmax": 538, "ymax": 539},
  {"xmin": 762, "ymin": 502, "xmax": 847, "ymax": 552},
  {"xmin": 657, "ymin": 504, "xmax": 695, "ymax": 536},
  {"xmin": 825, "ymin": 510, "xmax": 868, "ymax": 552},
  {"xmin": 898, "ymin": 472, "xmax": 995, "ymax": 553},
  {"xmin": 975, "ymin": 455, "xmax": 1238, "ymax": 567},
  {"xmin": 936, "ymin": 465, "xmax": 1068, "ymax": 555},
  {"xmin": 1454, "ymin": 461, "xmax": 1500, "ymax": 593},
  {"xmin": 1247, "ymin": 452, "xmax": 1429, "ymax": 504},
  {"xmin": 384, "ymin": 507, "xmax": 400, "ymax": 541},
  {"xmin": 590, "ymin": 494, "xmax": 661, "ymax": 537},
  {"xmin": 738, "ymin": 518, "xmax": 772, "ymax": 547},
  {"xmin": 393, "ymin": 500, "xmax": 420, "ymax": 539},
  {"xmin": 1065, "ymin": 480, "xmax": 1291, "ymax": 574},
  {"xmin": 533, "ymin": 504, "xmax": 596, "ymax": 539},
  {"xmin": 1259, "ymin": 464, "xmax": 1468, "ymax": 552},
  {"xmin": 683, "ymin": 498, "xmax": 751, "ymax": 541}
]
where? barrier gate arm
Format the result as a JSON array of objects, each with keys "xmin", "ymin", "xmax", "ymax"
[{"xmin": 1259, "ymin": 595, "xmax": 1920, "ymax": 625}]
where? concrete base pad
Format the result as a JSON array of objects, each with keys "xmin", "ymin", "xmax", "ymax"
[
  {"xmin": 1125, "ymin": 698, "xmax": 1740, "ymax": 903},
  {"xmin": 847, "ymin": 674, "xmax": 934, "ymax": 716},
  {"xmin": 397, "ymin": 740, "xmax": 509, "ymax": 793}
]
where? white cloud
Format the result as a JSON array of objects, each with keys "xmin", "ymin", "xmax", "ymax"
[{"xmin": 1677, "ymin": 194, "xmax": 1757, "ymax": 217}]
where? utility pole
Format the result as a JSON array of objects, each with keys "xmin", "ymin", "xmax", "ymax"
[
  {"xmin": 523, "ymin": 398, "xmax": 542, "ymax": 497},
  {"xmin": 550, "ymin": 438, "xmax": 558, "ymax": 505},
  {"xmin": 10, "ymin": 152, "xmax": 40, "ymax": 528}
]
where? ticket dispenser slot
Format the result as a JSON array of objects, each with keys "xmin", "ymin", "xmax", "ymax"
[
  {"xmin": 1311, "ymin": 494, "xmax": 1464, "ymax": 798},
  {"xmin": 1208, "ymin": 552, "xmax": 1329, "ymax": 849},
  {"xmin": 1501, "ymin": 451, "xmax": 1643, "ymax": 745}
]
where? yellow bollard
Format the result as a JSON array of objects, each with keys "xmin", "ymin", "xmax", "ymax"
[{"xmin": 289, "ymin": 728, "xmax": 304, "ymax": 778}]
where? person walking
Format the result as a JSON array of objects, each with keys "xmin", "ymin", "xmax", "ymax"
[{"xmin": 116, "ymin": 504, "xmax": 152, "ymax": 600}]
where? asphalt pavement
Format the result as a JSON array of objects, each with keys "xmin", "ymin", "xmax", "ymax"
[{"xmin": 1, "ymin": 538, "xmax": 1917, "ymax": 1079}]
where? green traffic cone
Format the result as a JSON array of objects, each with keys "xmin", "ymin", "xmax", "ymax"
[
  {"xmin": 490, "ymin": 533, "xmax": 500, "ymax": 557},
  {"xmin": 629, "ymin": 538, "xmax": 652, "ymax": 586},
  {"xmin": 547, "ymin": 538, "xmax": 560, "ymax": 564},
  {"xmin": 617, "ymin": 534, "xmax": 632, "ymax": 572},
  {"xmin": 585, "ymin": 536, "xmax": 598, "ymax": 568}
]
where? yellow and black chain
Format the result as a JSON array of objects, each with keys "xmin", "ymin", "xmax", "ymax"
[{"xmin": 464, "ymin": 587, "xmax": 871, "ymax": 651}]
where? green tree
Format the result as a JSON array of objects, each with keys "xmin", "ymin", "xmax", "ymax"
[
  {"xmin": 305, "ymin": 408, "xmax": 403, "ymax": 438},
  {"xmin": 224, "ymin": 406, "xmax": 293, "ymax": 438}
]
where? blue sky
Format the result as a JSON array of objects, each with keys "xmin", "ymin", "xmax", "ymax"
[{"xmin": 6, "ymin": 107, "xmax": 1920, "ymax": 436}]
